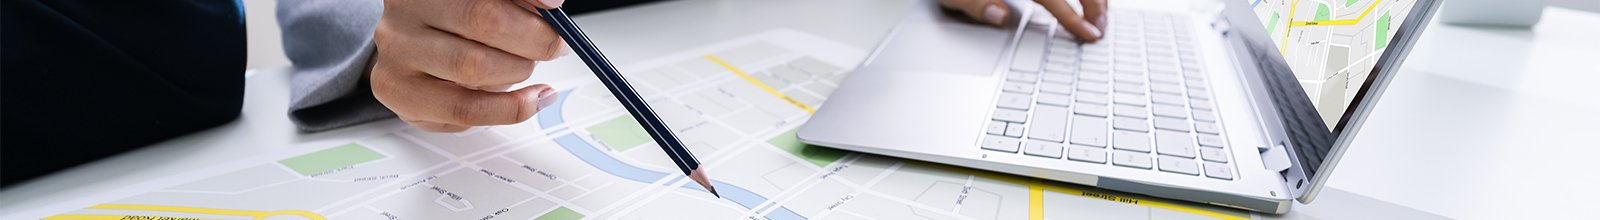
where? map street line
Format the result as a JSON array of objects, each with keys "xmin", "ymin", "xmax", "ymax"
[
  {"xmin": 47, "ymin": 204, "xmax": 326, "ymax": 220},
  {"xmin": 1029, "ymin": 185, "xmax": 1045, "ymax": 220},
  {"xmin": 1283, "ymin": 0, "xmax": 1299, "ymax": 54},
  {"xmin": 1290, "ymin": 0, "xmax": 1385, "ymax": 26},
  {"xmin": 706, "ymin": 55, "xmax": 817, "ymax": 114}
]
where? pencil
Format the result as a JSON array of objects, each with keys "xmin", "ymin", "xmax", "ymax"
[{"xmin": 535, "ymin": 7, "xmax": 720, "ymax": 198}]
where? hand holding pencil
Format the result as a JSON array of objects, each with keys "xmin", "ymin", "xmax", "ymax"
[{"xmin": 534, "ymin": 7, "xmax": 721, "ymax": 197}]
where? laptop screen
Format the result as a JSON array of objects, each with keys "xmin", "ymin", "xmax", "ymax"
[
  {"xmin": 1249, "ymin": 0, "xmax": 1422, "ymax": 131},
  {"xmin": 1236, "ymin": 0, "xmax": 1430, "ymax": 181}
]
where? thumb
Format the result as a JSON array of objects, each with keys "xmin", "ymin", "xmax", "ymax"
[{"xmin": 940, "ymin": 0, "xmax": 1011, "ymax": 26}]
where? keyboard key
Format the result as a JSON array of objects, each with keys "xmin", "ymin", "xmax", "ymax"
[
  {"xmin": 1114, "ymin": 82, "xmax": 1146, "ymax": 94},
  {"xmin": 1189, "ymin": 88, "xmax": 1212, "ymax": 100},
  {"xmin": 1204, "ymin": 162, "xmax": 1233, "ymax": 180},
  {"xmin": 1151, "ymin": 74, "xmax": 1182, "ymax": 84},
  {"xmin": 997, "ymin": 93, "xmax": 1031, "ymax": 110},
  {"xmin": 1112, "ymin": 116, "xmax": 1149, "ymax": 132},
  {"xmin": 1002, "ymin": 81, "xmax": 1036, "ymax": 93},
  {"xmin": 1195, "ymin": 122, "xmax": 1220, "ymax": 135},
  {"xmin": 1197, "ymin": 134, "xmax": 1223, "ymax": 148},
  {"xmin": 1151, "ymin": 83, "xmax": 1183, "ymax": 94},
  {"xmin": 1080, "ymin": 62, "xmax": 1111, "ymax": 73},
  {"xmin": 1157, "ymin": 156, "xmax": 1200, "ymax": 175},
  {"xmin": 1155, "ymin": 130, "xmax": 1197, "ymax": 158},
  {"xmin": 1078, "ymin": 82, "xmax": 1110, "ymax": 93},
  {"xmin": 1074, "ymin": 103, "xmax": 1109, "ymax": 117},
  {"xmin": 1039, "ymin": 82, "xmax": 1073, "ymax": 95},
  {"xmin": 1192, "ymin": 110, "xmax": 1216, "ymax": 122},
  {"xmin": 1153, "ymin": 117, "xmax": 1190, "ymax": 132},
  {"xmin": 1076, "ymin": 92, "xmax": 1109, "ymax": 105},
  {"xmin": 1005, "ymin": 122, "xmax": 1025, "ymax": 137},
  {"xmin": 1151, "ymin": 93, "xmax": 1185, "ymax": 105},
  {"xmin": 1190, "ymin": 99, "xmax": 1213, "ymax": 110},
  {"xmin": 987, "ymin": 121, "xmax": 1006, "ymax": 135},
  {"xmin": 1113, "ymin": 74, "xmax": 1143, "ymax": 85},
  {"xmin": 1200, "ymin": 148, "xmax": 1228, "ymax": 163},
  {"xmin": 1067, "ymin": 146, "xmax": 1108, "ymax": 163},
  {"xmin": 1024, "ymin": 140, "xmax": 1065, "ymax": 158},
  {"xmin": 1112, "ymin": 104, "xmax": 1148, "ymax": 118},
  {"xmin": 1042, "ymin": 73, "xmax": 1075, "ymax": 84},
  {"xmin": 993, "ymin": 108, "xmax": 1028, "ymax": 122},
  {"xmin": 1045, "ymin": 57, "xmax": 1078, "ymax": 69},
  {"xmin": 1112, "ymin": 151, "xmax": 1153, "ymax": 169},
  {"xmin": 1113, "ymin": 93, "xmax": 1146, "ymax": 106},
  {"xmin": 1029, "ymin": 106, "xmax": 1070, "ymax": 142},
  {"xmin": 1080, "ymin": 72, "xmax": 1111, "ymax": 83},
  {"xmin": 1069, "ymin": 115, "xmax": 1109, "ymax": 147},
  {"xmin": 1038, "ymin": 93, "xmax": 1071, "ymax": 106},
  {"xmin": 982, "ymin": 135, "xmax": 1022, "ymax": 153},
  {"xmin": 1008, "ymin": 72, "xmax": 1039, "ymax": 82},
  {"xmin": 1152, "ymin": 104, "xmax": 1187, "ymax": 119},
  {"xmin": 1112, "ymin": 130, "xmax": 1151, "ymax": 152}
]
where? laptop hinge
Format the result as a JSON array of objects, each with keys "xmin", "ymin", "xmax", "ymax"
[{"xmin": 1260, "ymin": 142, "xmax": 1293, "ymax": 173}]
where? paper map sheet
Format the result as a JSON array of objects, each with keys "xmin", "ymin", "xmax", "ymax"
[{"xmin": 31, "ymin": 29, "xmax": 1251, "ymax": 220}]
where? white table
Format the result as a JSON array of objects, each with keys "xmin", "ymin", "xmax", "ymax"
[{"xmin": 4, "ymin": 1, "xmax": 1597, "ymax": 219}]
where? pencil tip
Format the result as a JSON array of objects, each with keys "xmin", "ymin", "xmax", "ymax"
[{"xmin": 689, "ymin": 168, "xmax": 718, "ymax": 198}]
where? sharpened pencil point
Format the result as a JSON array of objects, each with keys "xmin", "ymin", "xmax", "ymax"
[{"xmin": 689, "ymin": 168, "xmax": 718, "ymax": 197}]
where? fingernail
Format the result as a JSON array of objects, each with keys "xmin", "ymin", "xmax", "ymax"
[
  {"xmin": 984, "ymin": 5, "xmax": 1006, "ymax": 25},
  {"xmin": 1083, "ymin": 21, "xmax": 1103, "ymax": 39},
  {"xmin": 538, "ymin": 0, "xmax": 564, "ymax": 8},
  {"xmin": 536, "ymin": 88, "xmax": 559, "ymax": 110}
]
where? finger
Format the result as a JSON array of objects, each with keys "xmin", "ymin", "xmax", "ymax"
[
  {"xmin": 939, "ymin": 0, "xmax": 1010, "ymax": 26},
  {"xmin": 404, "ymin": 118, "xmax": 471, "ymax": 133},
  {"xmin": 373, "ymin": 68, "xmax": 557, "ymax": 126},
  {"xmin": 395, "ymin": 0, "xmax": 566, "ymax": 61},
  {"xmin": 1034, "ymin": 0, "xmax": 1102, "ymax": 42},
  {"xmin": 1079, "ymin": 0, "xmax": 1108, "ymax": 29},
  {"xmin": 376, "ymin": 21, "xmax": 534, "ymax": 89}
]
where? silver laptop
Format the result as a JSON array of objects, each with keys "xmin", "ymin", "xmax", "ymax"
[{"xmin": 799, "ymin": 0, "xmax": 1442, "ymax": 213}]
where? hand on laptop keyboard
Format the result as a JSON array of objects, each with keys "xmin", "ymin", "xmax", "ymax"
[{"xmin": 938, "ymin": 0, "xmax": 1108, "ymax": 42}]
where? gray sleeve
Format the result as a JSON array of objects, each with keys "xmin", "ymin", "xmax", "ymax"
[{"xmin": 277, "ymin": 0, "xmax": 394, "ymax": 132}]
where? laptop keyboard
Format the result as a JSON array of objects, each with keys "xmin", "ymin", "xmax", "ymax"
[{"xmin": 981, "ymin": 11, "xmax": 1235, "ymax": 181}]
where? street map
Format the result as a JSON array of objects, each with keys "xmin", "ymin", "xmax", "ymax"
[
  {"xmin": 1250, "ymin": 0, "xmax": 1419, "ymax": 127},
  {"xmin": 36, "ymin": 30, "xmax": 1250, "ymax": 220}
]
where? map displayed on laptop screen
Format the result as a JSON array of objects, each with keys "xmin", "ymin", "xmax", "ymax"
[{"xmin": 1248, "ymin": 0, "xmax": 1420, "ymax": 128}]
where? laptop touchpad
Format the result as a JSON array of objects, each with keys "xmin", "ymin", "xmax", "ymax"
[{"xmin": 865, "ymin": 12, "xmax": 1010, "ymax": 75}]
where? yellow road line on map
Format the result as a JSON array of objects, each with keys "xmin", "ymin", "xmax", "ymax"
[
  {"xmin": 705, "ymin": 55, "xmax": 817, "ymax": 114},
  {"xmin": 43, "ymin": 214, "xmax": 223, "ymax": 220},
  {"xmin": 45, "ymin": 204, "xmax": 326, "ymax": 220},
  {"xmin": 910, "ymin": 162, "xmax": 1249, "ymax": 220},
  {"xmin": 1029, "ymin": 185, "xmax": 1045, "ymax": 220},
  {"xmin": 1290, "ymin": 0, "xmax": 1384, "ymax": 26},
  {"xmin": 1282, "ymin": 0, "xmax": 1297, "ymax": 55}
]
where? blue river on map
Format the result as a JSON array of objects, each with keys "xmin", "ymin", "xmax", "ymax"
[{"xmin": 537, "ymin": 90, "xmax": 806, "ymax": 220}]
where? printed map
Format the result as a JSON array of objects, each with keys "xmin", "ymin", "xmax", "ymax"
[{"xmin": 39, "ymin": 30, "xmax": 1250, "ymax": 220}]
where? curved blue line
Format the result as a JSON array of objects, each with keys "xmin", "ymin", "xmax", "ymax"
[{"xmin": 535, "ymin": 89, "xmax": 805, "ymax": 220}]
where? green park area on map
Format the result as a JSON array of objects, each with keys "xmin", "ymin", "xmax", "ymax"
[
  {"xmin": 278, "ymin": 143, "xmax": 385, "ymax": 176},
  {"xmin": 534, "ymin": 207, "xmax": 584, "ymax": 220},
  {"xmin": 588, "ymin": 116, "xmax": 653, "ymax": 151}
]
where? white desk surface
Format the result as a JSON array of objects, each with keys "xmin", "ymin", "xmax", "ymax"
[{"xmin": 4, "ymin": 1, "xmax": 1597, "ymax": 219}]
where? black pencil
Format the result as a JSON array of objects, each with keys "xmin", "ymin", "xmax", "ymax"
[{"xmin": 535, "ymin": 7, "xmax": 719, "ymax": 198}]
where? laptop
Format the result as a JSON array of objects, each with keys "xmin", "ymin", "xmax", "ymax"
[{"xmin": 798, "ymin": 0, "xmax": 1442, "ymax": 213}]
